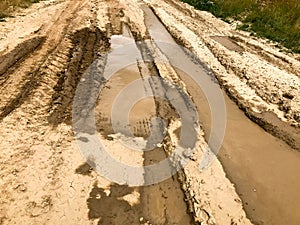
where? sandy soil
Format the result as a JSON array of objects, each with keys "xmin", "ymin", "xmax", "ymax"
[{"xmin": 0, "ymin": 0, "xmax": 299, "ymax": 225}]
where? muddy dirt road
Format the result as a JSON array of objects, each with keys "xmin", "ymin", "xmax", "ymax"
[{"xmin": 0, "ymin": 0, "xmax": 299, "ymax": 225}]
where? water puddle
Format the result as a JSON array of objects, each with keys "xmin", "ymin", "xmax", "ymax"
[
  {"xmin": 82, "ymin": 23, "xmax": 192, "ymax": 224},
  {"xmin": 211, "ymin": 35, "xmax": 244, "ymax": 52},
  {"xmin": 143, "ymin": 5, "xmax": 300, "ymax": 225}
]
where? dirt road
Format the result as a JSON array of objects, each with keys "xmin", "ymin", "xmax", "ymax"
[{"xmin": 0, "ymin": 0, "xmax": 299, "ymax": 225}]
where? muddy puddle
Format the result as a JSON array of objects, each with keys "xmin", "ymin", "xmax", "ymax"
[
  {"xmin": 178, "ymin": 70, "xmax": 300, "ymax": 225},
  {"xmin": 210, "ymin": 35, "xmax": 244, "ymax": 52},
  {"xmin": 143, "ymin": 5, "xmax": 300, "ymax": 225},
  {"xmin": 86, "ymin": 24, "xmax": 192, "ymax": 224}
]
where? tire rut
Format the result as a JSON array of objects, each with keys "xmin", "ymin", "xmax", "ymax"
[
  {"xmin": 0, "ymin": 0, "xmax": 87, "ymax": 122},
  {"xmin": 48, "ymin": 27, "xmax": 110, "ymax": 126},
  {"xmin": 0, "ymin": 36, "xmax": 46, "ymax": 84}
]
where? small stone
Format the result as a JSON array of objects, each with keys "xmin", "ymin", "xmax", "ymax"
[
  {"xmin": 282, "ymin": 92, "xmax": 294, "ymax": 100},
  {"xmin": 19, "ymin": 185, "xmax": 27, "ymax": 192},
  {"xmin": 234, "ymin": 198, "xmax": 241, "ymax": 203},
  {"xmin": 11, "ymin": 169, "xmax": 18, "ymax": 176},
  {"xmin": 15, "ymin": 184, "xmax": 27, "ymax": 192}
]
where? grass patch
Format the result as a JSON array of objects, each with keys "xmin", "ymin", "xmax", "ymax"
[
  {"xmin": 0, "ymin": 0, "xmax": 42, "ymax": 20},
  {"xmin": 182, "ymin": 0, "xmax": 300, "ymax": 53}
]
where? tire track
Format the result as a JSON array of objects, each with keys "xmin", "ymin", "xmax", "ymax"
[
  {"xmin": 48, "ymin": 27, "xmax": 110, "ymax": 126},
  {"xmin": 0, "ymin": 36, "xmax": 46, "ymax": 84},
  {"xmin": 0, "ymin": 0, "xmax": 88, "ymax": 122},
  {"xmin": 0, "ymin": 1, "xmax": 110, "ymax": 223}
]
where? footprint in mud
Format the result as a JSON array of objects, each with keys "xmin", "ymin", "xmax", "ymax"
[{"xmin": 87, "ymin": 183, "xmax": 143, "ymax": 225}]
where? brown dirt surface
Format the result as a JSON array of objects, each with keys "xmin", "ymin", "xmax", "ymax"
[{"xmin": 0, "ymin": 0, "xmax": 299, "ymax": 225}]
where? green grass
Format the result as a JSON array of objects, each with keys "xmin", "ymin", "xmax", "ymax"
[
  {"xmin": 182, "ymin": 0, "xmax": 300, "ymax": 53},
  {"xmin": 0, "ymin": 0, "xmax": 42, "ymax": 20}
]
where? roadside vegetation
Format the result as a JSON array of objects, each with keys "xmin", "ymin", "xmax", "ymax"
[
  {"xmin": 182, "ymin": 0, "xmax": 300, "ymax": 53},
  {"xmin": 0, "ymin": 0, "xmax": 41, "ymax": 21}
]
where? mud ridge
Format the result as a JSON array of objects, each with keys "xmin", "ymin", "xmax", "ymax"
[
  {"xmin": 209, "ymin": 44, "xmax": 300, "ymax": 151},
  {"xmin": 230, "ymin": 35, "xmax": 300, "ymax": 77}
]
